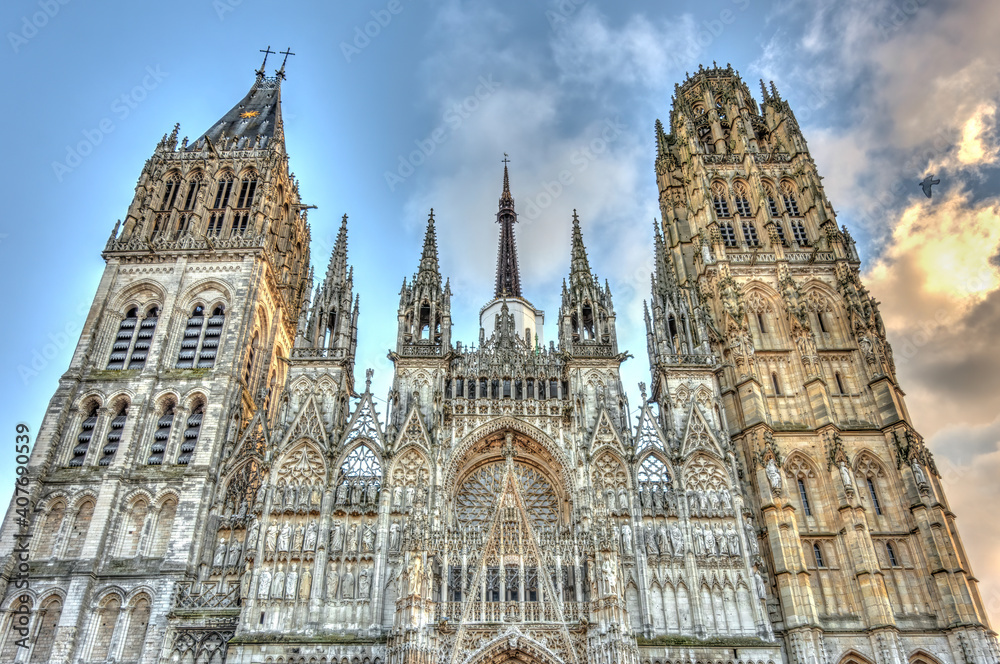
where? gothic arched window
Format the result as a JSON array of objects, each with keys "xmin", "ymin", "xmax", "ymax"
[
  {"xmin": 148, "ymin": 404, "xmax": 174, "ymax": 465},
  {"xmin": 742, "ymin": 221, "xmax": 761, "ymax": 247},
  {"xmin": 235, "ymin": 175, "xmax": 258, "ymax": 208},
  {"xmin": 337, "ymin": 444, "xmax": 383, "ymax": 500},
  {"xmin": 867, "ymin": 476, "xmax": 883, "ymax": 515},
  {"xmin": 71, "ymin": 404, "xmax": 99, "ymax": 467},
  {"xmin": 160, "ymin": 173, "xmax": 181, "ymax": 210},
  {"xmin": 178, "ymin": 305, "xmax": 225, "ymax": 368},
  {"xmin": 100, "ymin": 404, "xmax": 128, "ymax": 466},
  {"xmin": 107, "ymin": 308, "xmax": 139, "ymax": 370},
  {"xmin": 90, "ymin": 595, "xmax": 121, "ymax": 663},
  {"xmin": 243, "ymin": 332, "xmax": 259, "ymax": 386},
  {"xmin": 886, "ymin": 542, "xmax": 899, "ymax": 567},
  {"xmin": 791, "ymin": 219, "xmax": 809, "ymax": 245},
  {"xmin": 127, "ymin": 307, "xmax": 158, "ymax": 370},
  {"xmin": 797, "ymin": 477, "xmax": 813, "ymax": 516},
  {"xmin": 31, "ymin": 596, "xmax": 63, "ymax": 663},
  {"xmin": 182, "ymin": 173, "xmax": 202, "ymax": 211},
  {"xmin": 734, "ymin": 183, "xmax": 752, "ymax": 216},
  {"xmin": 771, "ymin": 372, "xmax": 782, "ymax": 395},
  {"xmin": 715, "ymin": 97, "xmax": 727, "ymax": 121},
  {"xmin": 781, "ymin": 182, "xmax": 801, "ymax": 216},
  {"xmin": 637, "ymin": 454, "xmax": 671, "ymax": 485},
  {"xmin": 720, "ymin": 222, "xmax": 737, "ymax": 247},
  {"xmin": 712, "ymin": 183, "xmax": 731, "ymax": 217},
  {"xmin": 813, "ymin": 543, "xmax": 826, "ymax": 568},
  {"xmin": 120, "ymin": 597, "xmax": 151, "ymax": 662},
  {"xmin": 177, "ymin": 404, "xmax": 203, "ymax": 465},
  {"xmin": 207, "ymin": 173, "xmax": 234, "ymax": 236},
  {"xmin": 698, "ymin": 125, "xmax": 714, "ymax": 154}
]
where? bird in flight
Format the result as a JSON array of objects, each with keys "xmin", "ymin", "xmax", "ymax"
[{"xmin": 920, "ymin": 174, "xmax": 940, "ymax": 198}]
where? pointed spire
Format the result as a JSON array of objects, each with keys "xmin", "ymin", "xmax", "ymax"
[
  {"xmin": 569, "ymin": 209, "xmax": 592, "ymax": 282},
  {"xmin": 417, "ymin": 208, "xmax": 441, "ymax": 281},
  {"xmin": 325, "ymin": 214, "xmax": 350, "ymax": 286},
  {"xmin": 494, "ymin": 157, "xmax": 522, "ymax": 297}
]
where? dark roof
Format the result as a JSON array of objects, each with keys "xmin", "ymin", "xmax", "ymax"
[{"xmin": 187, "ymin": 75, "xmax": 283, "ymax": 151}]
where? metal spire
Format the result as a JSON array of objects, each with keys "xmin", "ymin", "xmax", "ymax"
[{"xmin": 494, "ymin": 155, "xmax": 522, "ymax": 298}]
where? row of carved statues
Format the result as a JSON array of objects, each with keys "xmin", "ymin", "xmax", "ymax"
[
  {"xmin": 249, "ymin": 561, "xmax": 374, "ymax": 601},
  {"xmin": 598, "ymin": 484, "xmax": 738, "ymax": 519},
  {"xmin": 621, "ymin": 516, "xmax": 759, "ymax": 558}
]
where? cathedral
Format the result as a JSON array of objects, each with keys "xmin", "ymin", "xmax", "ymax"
[{"xmin": 1, "ymin": 58, "xmax": 997, "ymax": 664}]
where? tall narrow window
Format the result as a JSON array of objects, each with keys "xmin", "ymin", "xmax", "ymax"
[
  {"xmin": 771, "ymin": 372, "xmax": 782, "ymax": 395},
  {"xmin": 816, "ymin": 311, "xmax": 828, "ymax": 333},
  {"xmin": 28, "ymin": 597, "xmax": 62, "ymax": 663},
  {"xmin": 734, "ymin": 183, "xmax": 752, "ymax": 216},
  {"xmin": 791, "ymin": 220, "xmax": 809, "ymax": 245},
  {"xmin": 121, "ymin": 597, "xmax": 151, "ymax": 663},
  {"xmin": 243, "ymin": 333, "xmax": 258, "ymax": 386},
  {"xmin": 713, "ymin": 192, "xmax": 731, "ymax": 217},
  {"xmin": 236, "ymin": 177, "xmax": 257, "ymax": 208},
  {"xmin": 176, "ymin": 306, "xmax": 204, "ymax": 368},
  {"xmin": 107, "ymin": 308, "xmax": 139, "ymax": 369},
  {"xmin": 148, "ymin": 405, "xmax": 174, "ymax": 465},
  {"xmin": 773, "ymin": 221, "xmax": 787, "ymax": 245},
  {"xmin": 813, "ymin": 543, "xmax": 826, "ymax": 568},
  {"xmin": 698, "ymin": 125, "xmax": 714, "ymax": 153},
  {"xmin": 177, "ymin": 405, "xmax": 203, "ymax": 465},
  {"xmin": 160, "ymin": 175, "xmax": 181, "ymax": 210},
  {"xmin": 757, "ymin": 312, "xmax": 767, "ymax": 334},
  {"xmin": 100, "ymin": 405, "xmax": 128, "ymax": 466},
  {"xmin": 71, "ymin": 405, "xmax": 99, "ymax": 467},
  {"xmin": 767, "ymin": 194, "xmax": 780, "ymax": 216},
  {"xmin": 199, "ymin": 306, "xmax": 224, "ymax": 367},
  {"xmin": 91, "ymin": 596, "xmax": 121, "ymax": 662},
  {"xmin": 720, "ymin": 223, "xmax": 737, "ymax": 247},
  {"xmin": 886, "ymin": 542, "xmax": 899, "ymax": 567},
  {"xmin": 743, "ymin": 221, "xmax": 761, "ymax": 246},
  {"xmin": 208, "ymin": 174, "xmax": 233, "ymax": 236},
  {"xmin": 835, "ymin": 372, "xmax": 846, "ymax": 395},
  {"xmin": 127, "ymin": 308, "xmax": 158, "ymax": 370},
  {"xmin": 782, "ymin": 183, "xmax": 800, "ymax": 216},
  {"xmin": 798, "ymin": 477, "xmax": 812, "ymax": 516},
  {"xmin": 867, "ymin": 477, "xmax": 883, "ymax": 515},
  {"xmin": 182, "ymin": 175, "xmax": 202, "ymax": 210}
]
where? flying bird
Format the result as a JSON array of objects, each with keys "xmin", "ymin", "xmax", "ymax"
[{"xmin": 920, "ymin": 174, "xmax": 940, "ymax": 198}]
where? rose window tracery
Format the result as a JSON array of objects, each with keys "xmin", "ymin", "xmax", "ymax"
[{"xmin": 455, "ymin": 462, "xmax": 559, "ymax": 530}]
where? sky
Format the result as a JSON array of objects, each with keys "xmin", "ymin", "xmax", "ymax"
[{"xmin": 1, "ymin": 0, "xmax": 998, "ymax": 626}]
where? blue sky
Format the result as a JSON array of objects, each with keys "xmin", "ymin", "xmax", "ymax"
[{"xmin": 2, "ymin": 0, "xmax": 999, "ymax": 622}]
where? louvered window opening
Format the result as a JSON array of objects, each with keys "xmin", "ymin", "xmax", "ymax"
[
  {"xmin": 70, "ymin": 410, "xmax": 98, "ymax": 467},
  {"xmin": 177, "ymin": 407, "xmax": 203, "ymax": 465},
  {"xmin": 791, "ymin": 220, "xmax": 809, "ymax": 245},
  {"xmin": 735, "ymin": 196, "xmax": 752, "ymax": 217},
  {"xmin": 743, "ymin": 222, "xmax": 761, "ymax": 247},
  {"xmin": 713, "ymin": 197, "xmax": 730, "ymax": 218},
  {"xmin": 100, "ymin": 410, "xmax": 127, "ymax": 466},
  {"xmin": 148, "ymin": 408, "xmax": 174, "ymax": 465},
  {"xmin": 774, "ymin": 221, "xmax": 787, "ymax": 245},
  {"xmin": 128, "ymin": 310, "xmax": 158, "ymax": 369},
  {"xmin": 176, "ymin": 306, "xmax": 224, "ymax": 368},
  {"xmin": 107, "ymin": 310, "xmax": 138, "ymax": 370},
  {"xmin": 720, "ymin": 223, "xmax": 737, "ymax": 247}
]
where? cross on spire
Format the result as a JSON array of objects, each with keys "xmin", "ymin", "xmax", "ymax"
[
  {"xmin": 256, "ymin": 46, "xmax": 274, "ymax": 78},
  {"xmin": 276, "ymin": 47, "xmax": 295, "ymax": 80}
]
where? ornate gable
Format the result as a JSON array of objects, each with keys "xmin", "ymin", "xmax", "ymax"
[
  {"xmin": 338, "ymin": 392, "xmax": 384, "ymax": 451},
  {"xmin": 678, "ymin": 403, "xmax": 724, "ymax": 459},
  {"xmin": 588, "ymin": 407, "xmax": 626, "ymax": 454},
  {"xmin": 278, "ymin": 393, "xmax": 327, "ymax": 452},
  {"xmin": 634, "ymin": 403, "xmax": 668, "ymax": 454}
]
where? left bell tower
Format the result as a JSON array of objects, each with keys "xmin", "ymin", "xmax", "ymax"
[{"xmin": 0, "ymin": 53, "xmax": 311, "ymax": 664}]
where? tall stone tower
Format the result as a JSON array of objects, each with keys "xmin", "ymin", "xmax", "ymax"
[
  {"xmin": 0, "ymin": 57, "xmax": 314, "ymax": 663},
  {"xmin": 647, "ymin": 63, "xmax": 999, "ymax": 664}
]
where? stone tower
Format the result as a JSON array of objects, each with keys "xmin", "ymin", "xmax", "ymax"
[{"xmin": 648, "ymin": 63, "xmax": 999, "ymax": 664}]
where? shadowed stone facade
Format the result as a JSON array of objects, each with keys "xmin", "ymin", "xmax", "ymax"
[{"xmin": 0, "ymin": 62, "xmax": 996, "ymax": 664}]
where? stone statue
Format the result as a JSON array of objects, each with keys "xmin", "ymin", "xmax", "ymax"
[
  {"xmin": 283, "ymin": 484, "xmax": 295, "ymax": 510},
  {"xmin": 687, "ymin": 490, "xmax": 698, "ymax": 515},
  {"xmin": 704, "ymin": 524, "xmax": 716, "ymax": 556},
  {"xmin": 366, "ymin": 482, "xmax": 378, "ymax": 505},
  {"xmin": 602, "ymin": 559, "xmax": 618, "ymax": 595},
  {"xmin": 213, "ymin": 538, "xmax": 227, "ymax": 567},
  {"xmin": 393, "ymin": 486, "xmax": 404, "ymax": 510},
  {"xmin": 350, "ymin": 482, "xmax": 363, "ymax": 505},
  {"xmin": 389, "ymin": 522, "xmax": 401, "ymax": 551},
  {"xmin": 285, "ymin": 569, "xmax": 298, "ymax": 598},
  {"xmin": 720, "ymin": 489, "xmax": 733, "ymax": 511},
  {"xmin": 754, "ymin": 569, "xmax": 768, "ymax": 601},
  {"xmin": 258, "ymin": 569, "xmax": 271, "ymax": 599},
  {"xmin": 744, "ymin": 517, "xmax": 759, "ymax": 555},
  {"xmin": 336, "ymin": 482, "xmax": 349, "ymax": 505},
  {"xmin": 342, "ymin": 569, "xmax": 355, "ymax": 598},
  {"xmin": 362, "ymin": 520, "xmax": 376, "ymax": 552},
  {"xmin": 911, "ymin": 460, "xmax": 928, "ymax": 486},
  {"xmin": 617, "ymin": 487, "xmax": 629, "ymax": 512},
  {"xmin": 407, "ymin": 555, "xmax": 424, "ymax": 595},
  {"xmin": 359, "ymin": 567, "xmax": 371, "ymax": 598},
  {"xmin": 715, "ymin": 525, "xmax": 728, "ymax": 555},
  {"xmin": 246, "ymin": 518, "xmax": 259, "ymax": 550},
  {"xmin": 272, "ymin": 569, "xmax": 284, "ymax": 598},
  {"xmin": 331, "ymin": 522, "xmax": 344, "ymax": 551},
  {"xmin": 293, "ymin": 524, "xmax": 304, "ymax": 551},
  {"xmin": 254, "ymin": 485, "xmax": 267, "ymax": 510},
  {"xmin": 621, "ymin": 524, "xmax": 633, "ymax": 554},
  {"xmin": 669, "ymin": 523, "xmax": 685, "ymax": 556},
  {"xmin": 277, "ymin": 523, "xmax": 291, "ymax": 553},
  {"xmin": 299, "ymin": 569, "xmax": 311, "ymax": 600},
  {"xmin": 310, "ymin": 486, "xmax": 322, "ymax": 510},
  {"xmin": 265, "ymin": 524, "xmax": 278, "ymax": 553},
  {"xmin": 240, "ymin": 568, "xmax": 252, "ymax": 599},
  {"xmin": 226, "ymin": 539, "xmax": 242, "ymax": 566},
  {"xmin": 693, "ymin": 523, "xmax": 705, "ymax": 556},
  {"xmin": 304, "ymin": 521, "xmax": 317, "ymax": 551},
  {"xmin": 644, "ymin": 525, "xmax": 658, "ymax": 555},
  {"xmin": 726, "ymin": 523, "xmax": 740, "ymax": 555},
  {"xmin": 405, "ymin": 487, "xmax": 415, "ymax": 510},
  {"xmin": 327, "ymin": 565, "xmax": 340, "ymax": 598},
  {"xmin": 657, "ymin": 525, "xmax": 670, "ymax": 556},
  {"xmin": 347, "ymin": 523, "xmax": 359, "ymax": 551},
  {"xmin": 839, "ymin": 462, "xmax": 854, "ymax": 489},
  {"xmin": 765, "ymin": 458, "xmax": 783, "ymax": 492},
  {"xmin": 708, "ymin": 490, "xmax": 720, "ymax": 514}
]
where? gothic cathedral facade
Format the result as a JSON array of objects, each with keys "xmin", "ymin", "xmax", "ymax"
[{"xmin": 1, "ymin": 62, "xmax": 997, "ymax": 664}]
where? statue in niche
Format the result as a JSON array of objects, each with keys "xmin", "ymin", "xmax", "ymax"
[
  {"xmin": 342, "ymin": 567, "xmax": 355, "ymax": 598},
  {"xmin": 366, "ymin": 481, "xmax": 379, "ymax": 505},
  {"xmin": 327, "ymin": 565, "xmax": 340, "ymax": 599},
  {"xmin": 652, "ymin": 486, "xmax": 663, "ymax": 511},
  {"xmin": 621, "ymin": 524, "xmax": 633, "ymax": 554},
  {"xmin": 226, "ymin": 539, "xmax": 242, "ymax": 567},
  {"xmin": 277, "ymin": 522, "xmax": 291, "ymax": 553},
  {"xmin": 351, "ymin": 481, "xmax": 363, "ymax": 505},
  {"xmin": 602, "ymin": 559, "xmax": 619, "ymax": 596},
  {"xmin": 246, "ymin": 518, "xmax": 259, "ymax": 549},
  {"xmin": 330, "ymin": 522, "xmax": 344, "ymax": 551},
  {"xmin": 389, "ymin": 522, "xmax": 401, "ymax": 551},
  {"xmin": 669, "ymin": 522, "xmax": 685, "ymax": 556},
  {"xmin": 265, "ymin": 524, "xmax": 278, "ymax": 553},
  {"xmin": 644, "ymin": 525, "xmax": 658, "ymax": 555},
  {"xmin": 285, "ymin": 569, "xmax": 298, "ymax": 598},
  {"xmin": 708, "ymin": 490, "xmax": 720, "ymax": 514},
  {"xmin": 213, "ymin": 538, "xmax": 227, "ymax": 567},
  {"xmin": 300, "ymin": 569, "xmax": 311, "ymax": 600},
  {"xmin": 362, "ymin": 520, "xmax": 376, "ymax": 552},
  {"xmin": 240, "ymin": 568, "xmax": 252, "ymax": 599},
  {"xmin": 617, "ymin": 487, "xmax": 629, "ymax": 512},
  {"xmin": 657, "ymin": 524, "xmax": 670, "ymax": 555},
  {"xmin": 715, "ymin": 525, "xmax": 728, "ymax": 555},
  {"xmin": 744, "ymin": 517, "xmax": 759, "ymax": 555},
  {"xmin": 765, "ymin": 458, "xmax": 783, "ymax": 492},
  {"xmin": 258, "ymin": 569, "xmax": 271, "ymax": 599},
  {"xmin": 293, "ymin": 524, "xmax": 304, "ymax": 551},
  {"xmin": 839, "ymin": 462, "xmax": 854, "ymax": 490},
  {"xmin": 405, "ymin": 486, "xmax": 415, "ymax": 510},
  {"xmin": 272, "ymin": 567, "xmax": 285, "ymax": 598},
  {"xmin": 336, "ymin": 482, "xmax": 349, "ymax": 505},
  {"xmin": 304, "ymin": 521, "xmax": 317, "ymax": 551},
  {"xmin": 296, "ymin": 486, "xmax": 309, "ymax": 511},
  {"xmin": 911, "ymin": 460, "xmax": 928, "ymax": 486},
  {"xmin": 283, "ymin": 484, "xmax": 295, "ymax": 509},
  {"xmin": 254, "ymin": 485, "xmax": 267, "ymax": 511},
  {"xmin": 407, "ymin": 555, "xmax": 424, "ymax": 595},
  {"xmin": 693, "ymin": 523, "xmax": 705, "ymax": 556},
  {"xmin": 704, "ymin": 524, "xmax": 716, "ymax": 556},
  {"xmin": 721, "ymin": 488, "xmax": 733, "ymax": 512},
  {"xmin": 347, "ymin": 522, "xmax": 359, "ymax": 551},
  {"xmin": 754, "ymin": 569, "xmax": 768, "ymax": 601},
  {"xmin": 310, "ymin": 485, "xmax": 322, "ymax": 510},
  {"xmin": 393, "ymin": 486, "xmax": 404, "ymax": 510},
  {"xmin": 726, "ymin": 523, "xmax": 740, "ymax": 555},
  {"xmin": 687, "ymin": 490, "xmax": 698, "ymax": 515},
  {"xmin": 359, "ymin": 567, "xmax": 371, "ymax": 598}
]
